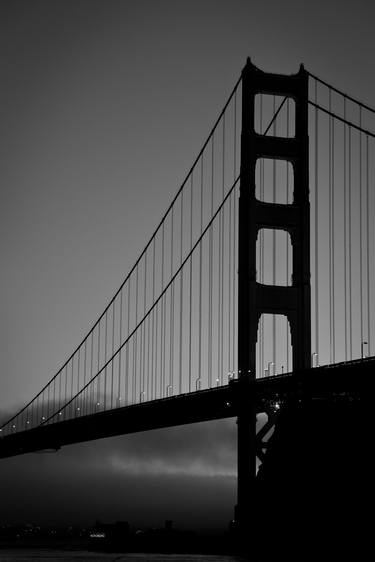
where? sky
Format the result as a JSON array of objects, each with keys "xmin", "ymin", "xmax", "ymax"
[{"xmin": 1, "ymin": 0, "xmax": 375, "ymax": 530}]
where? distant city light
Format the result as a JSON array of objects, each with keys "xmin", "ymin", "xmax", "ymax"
[{"xmin": 89, "ymin": 532, "xmax": 106, "ymax": 539}]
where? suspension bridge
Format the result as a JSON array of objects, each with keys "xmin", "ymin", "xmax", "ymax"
[{"xmin": 0, "ymin": 59, "xmax": 372, "ymax": 555}]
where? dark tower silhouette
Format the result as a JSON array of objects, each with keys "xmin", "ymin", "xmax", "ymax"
[{"xmin": 236, "ymin": 58, "xmax": 311, "ymax": 530}]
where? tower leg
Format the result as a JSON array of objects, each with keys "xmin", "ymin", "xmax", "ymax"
[
  {"xmin": 236, "ymin": 393, "xmax": 257, "ymax": 534},
  {"xmin": 236, "ymin": 57, "xmax": 310, "ymax": 556}
]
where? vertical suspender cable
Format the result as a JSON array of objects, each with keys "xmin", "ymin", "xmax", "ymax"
[
  {"xmin": 126, "ymin": 280, "xmax": 130, "ymax": 401},
  {"xmin": 59, "ymin": 364, "xmax": 62, "ymax": 415},
  {"xmin": 198, "ymin": 158, "xmax": 203, "ymax": 387},
  {"xmin": 139, "ymin": 269, "xmax": 144, "ymax": 398},
  {"xmin": 146, "ymin": 260, "xmax": 150, "ymax": 400},
  {"xmin": 53, "ymin": 378, "xmax": 56, "ymax": 420},
  {"xmin": 348, "ymin": 127, "xmax": 353, "ymax": 359},
  {"xmin": 152, "ymin": 237, "xmax": 156, "ymax": 399},
  {"xmin": 328, "ymin": 89, "xmax": 333, "ymax": 363},
  {"xmin": 170, "ymin": 208, "xmax": 174, "ymax": 392},
  {"xmin": 133, "ymin": 265, "xmax": 141, "ymax": 402},
  {"xmin": 285, "ymin": 98, "xmax": 290, "ymax": 373},
  {"xmin": 155, "ymin": 302, "xmax": 159, "ymax": 400},
  {"xmin": 272, "ymin": 96, "xmax": 276, "ymax": 371},
  {"xmin": 118, "ymin": 289, "xmax": 123, "ymax": 403},
  {"xmin": 111, "ymin": 301, "xmax": 115, "ymax": 408},
  {"xmin": 179, "ymin": 191, "xmax": 184, "ymax": 394},
  {"xmin": 331, "ymin": 94, "xmax": 335, "ymax": 363},
  {"xmin": 76, "ymin": 347, "xmax": 83, "ymax": 412},
  {"xmin": 188, "ymin": 175, "xmax": 193, "ymax": 393},
  {"xmin": 218, "ymin": 133, "xmax": 223, "ymax": 384},
  {"xmin": 143, "ymin": 252, "xmax": 147, "ymax": 394},
  {"xmin": 147, "ymin": 310, "xmax": 150, "ymax": 400},
  {"xmin": 104, "ymin": 310, "xmax": 108, "ymax": 408},
  {"xmin": 70, "ymin": 358, "xmax": 74, "ymax": 410},
  {"xmin": 208, "ymin": 136, "xmax": 214, "ymax": 387},
  {"xmin": 220, "ymin": 115, "xmax": 225, "ymax": 383},
  {"xmin": 228, "ymin": 188, "xmax": 233, "ymax": 376},
  {"xmin": 343, "ymin": 98, "xmax": 348, "ymax": 361},
  {"xmin": 160, "ymin": 225, "xmax": 165, "ymax": 397},
  {"xmin": 90, "ymin": 331, "xmax": 93, "ymax": 412},
  {"xmin": 233, "ymin": 92, "xmax": 237, "ymax": 373},
  {"xmin": 72, "ymin": 360, "xmax": 75, "ymax": 415},
  {"xmin": 97, "ymin": 321, "xmax": 100, "ymax": 405},
  {"xmin": 77, "ymin": 348, "xmax": 80, "ymax": 406},
  {"xmin": 47, "ymin": 370, "xmax": 50, "ymax": 419},
  {"xmin": 83, "ymin": 340, "xmax": 87, "ymax": 413},
  {"xmin": 163, "ymin": 248, "xmax": 167, "ymax": 395},
  {"xmin": 359, "ymin": 107, "xmax": 364, "ymax": 354},
  {"xmin": 134, "ymin": 265, "xmax": 139, "ymax": 402},
  {"xmin": 228, "ymin": 137, "xmax": 232, "ymax": 373},
  {"xmin": 154, "ymin": 292, "xmax": 159, "ymax": 400},
  {"xmin": 64, "ymin": 364, "xmax": 68, "ymax": 415},
  {"xmin": 366, "ymin": 135, "xmax": 371, "ymax": 355}
]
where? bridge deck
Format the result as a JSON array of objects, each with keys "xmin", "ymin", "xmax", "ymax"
[{"xmin": 0, "ymin": 358, "xmax": 370, "ymax": 459}]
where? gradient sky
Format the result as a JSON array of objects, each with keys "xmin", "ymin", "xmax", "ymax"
[{"xmin": 1, "ymin": 0, "xmax": 375, "ymax": 530}]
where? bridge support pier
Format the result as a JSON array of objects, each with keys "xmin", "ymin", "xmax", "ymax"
[
  {"xmin": 235, "ymin": 376, "xmax": 256, "ymax": 531},
  {"xmin": 236, "ymin": 58, "xmax": 311, "ymax": 548}
]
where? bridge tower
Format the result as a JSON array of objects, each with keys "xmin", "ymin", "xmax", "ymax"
[{"xmin": 236, "ymin": 59, "xmax": 311, "ymax": 530}]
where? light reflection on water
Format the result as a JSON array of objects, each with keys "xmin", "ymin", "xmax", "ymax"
[{"xmin": 0, "ymin": 551, "xmax": 247, "ymax": 562}]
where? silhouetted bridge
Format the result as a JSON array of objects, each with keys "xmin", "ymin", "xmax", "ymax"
[{"xmin": 1, "ymin": 58, "xmax": 373, "ymax": 557}]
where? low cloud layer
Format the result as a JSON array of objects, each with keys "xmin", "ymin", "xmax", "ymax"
[{"xmin": 0, "ymin": 419, "xmax": 238, "ymax": 530}]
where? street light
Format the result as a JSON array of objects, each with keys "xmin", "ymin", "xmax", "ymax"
[{"xmin": 312, "ymin": 352, "xmax": 319, "ymax": 367}]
